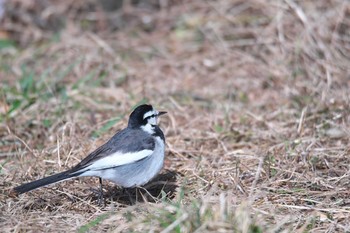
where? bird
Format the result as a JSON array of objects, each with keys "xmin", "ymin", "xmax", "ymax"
[{"xmin": 11, "ymin": 104, "xmax": 167, "ymax": 204}]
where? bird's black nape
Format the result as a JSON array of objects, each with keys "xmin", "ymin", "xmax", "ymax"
[{"xmin": 128, "ymin": 104, "xmax": 154, "ymax": 128}]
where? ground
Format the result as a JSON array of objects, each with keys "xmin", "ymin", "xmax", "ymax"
[{"xmin": 0, "ymin": 0, "xmax": 350, "ymax": 232}]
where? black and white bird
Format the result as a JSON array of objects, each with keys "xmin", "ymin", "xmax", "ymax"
[{"xmin": 12, "ymin": 104, "xmax": 167, "ymax": 201}]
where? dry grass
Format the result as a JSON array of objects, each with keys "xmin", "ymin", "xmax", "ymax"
[{"xmin": 1, "ymin": 0, "xmax": 350, "ymax": 232}]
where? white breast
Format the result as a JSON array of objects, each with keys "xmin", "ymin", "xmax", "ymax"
[{"xmin": 142, "ymin": 136, "xmax": 165, "ymax": 182}]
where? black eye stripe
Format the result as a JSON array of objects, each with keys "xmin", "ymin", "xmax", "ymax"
[{"xmin": 145, "ymin": 114, "xmax": 157, "ymax": 120}]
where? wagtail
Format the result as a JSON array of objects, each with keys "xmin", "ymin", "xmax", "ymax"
[{"xmin": 11, "ymin": 104, "xmax": 167, "ymax": 203}]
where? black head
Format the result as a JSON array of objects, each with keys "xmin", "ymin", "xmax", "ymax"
[{"xmin": 128, "ymin": 104, "xmax": 166, "ymax": 131}]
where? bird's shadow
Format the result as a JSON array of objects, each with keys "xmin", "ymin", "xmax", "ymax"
[
  {"xmin": 18, "ymin": 170, "xmax": 179, "ymax": 211},
  {"xmin": 92, "ymin": 170, "xmax": 179, "ymax": 206}
]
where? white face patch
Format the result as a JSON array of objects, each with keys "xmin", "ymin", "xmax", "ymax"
[
  {"xmin": 147, "ymin": 116, "xmax": 158, "ymax": 125},
  {"xmin": 140, "ymin": 108, "xmax": 163, "ymax": 134},
  {"xmin": 141, "ymin": 124, "xmax": 155, "ymax": 134},
  {"xmin": 143, "ymin": 109, "xmax": 159, "ymax": 126}
]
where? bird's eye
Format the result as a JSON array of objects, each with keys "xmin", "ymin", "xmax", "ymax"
[{"xmin": 145, "ymin": 114, "xmax": 156, "ymax": 120}]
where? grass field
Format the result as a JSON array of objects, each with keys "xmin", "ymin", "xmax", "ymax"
[{"xmin": 1, "ymin": 0, "xmax": 350, "ymax": 232}]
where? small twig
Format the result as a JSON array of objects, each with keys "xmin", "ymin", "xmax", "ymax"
[
  {"xmin": 297, "ymin": 106, "xmax": 308, "ymax": 135},
  {"xmin": 248, "ymin": 155, "xmax": 265, "ymax": 202},
  {"xmin": 278, "ymin": 204, "xmax": 350, "ymax": 213},
  {"xmin": 285, "ymin": 0, "xmax": 308, "ymax": 26},
  {"xmin": 6, "ymin": 126, "xmax": 35, "ymax": 156},
  {"xmin": 57, "ymin": 138, "xmax": 61, "ymax": 168},
  {"xmin": 88, "ymin": 32, "xmax": 116, "ymax": 57}
]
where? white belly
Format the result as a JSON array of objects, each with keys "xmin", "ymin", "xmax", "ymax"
[{"xmin": 81, "ymin": 136, "xmax": 165, "ymax": 188}]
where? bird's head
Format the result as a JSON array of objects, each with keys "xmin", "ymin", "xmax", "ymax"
[{"xmin": 128, "ymin": 104, "xmax": 167, "ymax": 133}]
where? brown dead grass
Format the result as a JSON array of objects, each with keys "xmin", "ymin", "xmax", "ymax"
[{"xmin": 1, "ymin": 0, "xmax": 350, "ymax": 232}]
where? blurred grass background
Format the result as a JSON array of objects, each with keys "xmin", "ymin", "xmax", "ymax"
[{"xmin": 1, "ymin": 0, "xmax": 350, "ymax": 232}]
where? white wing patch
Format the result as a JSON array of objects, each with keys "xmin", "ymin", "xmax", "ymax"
[{"xmin": 77, "ymin": 149, "xmax": 153, "ymax": 172}]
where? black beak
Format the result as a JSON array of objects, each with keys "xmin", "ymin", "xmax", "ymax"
[{"xmin": 158, "ymin": 111, "xmax": 167, "ymax": 116}]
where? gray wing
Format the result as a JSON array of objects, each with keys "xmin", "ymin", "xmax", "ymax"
[{"xmin": 70, "ymin": 128, "xmax": 155, "ymax": 173}]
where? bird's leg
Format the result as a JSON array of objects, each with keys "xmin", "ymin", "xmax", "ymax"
[
  {"xmin": 135, "ymin": 187, "xmax": 146, "ymax": 202},
  {"xmin": 135, "ymin": 187, "xmax": 138, "ymax": 201},
  {"xmin": 98, "ymin": 177, "xmax": 105, "ymax": 206},
  {"xmin": 123, "ymin": 188, "xmax": 135, "ymax": 205}
]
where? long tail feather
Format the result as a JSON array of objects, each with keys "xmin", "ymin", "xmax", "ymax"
[{"xmin": 12, "ymin": 170, "xmax": 76, "ymax": 196}]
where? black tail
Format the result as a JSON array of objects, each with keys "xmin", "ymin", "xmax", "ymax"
[{"xmin": 12, "ymin": 170, "xmax": 76, "ymax": 196}]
